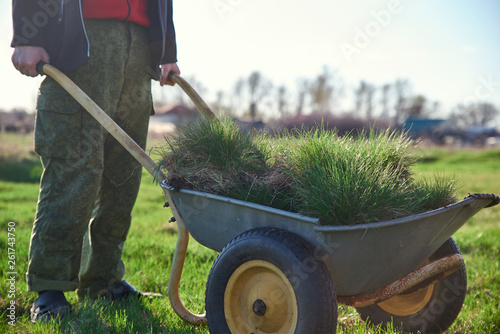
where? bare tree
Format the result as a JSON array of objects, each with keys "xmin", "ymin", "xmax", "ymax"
[
  {"xmin": 295, "ymin": 77, "xmax": 309, "ymax": 115},
  {"xmin": 393, "ymin": 78, "xmax": 411, "ymax": 125},
  {"xmin": 248, "ymin": 71, "xmax": 261, "ymax": 105},
  {"xmin": 365, "ymin": 83, "xmax": 376, "ymax": 121},
  {"xmin": 430, "ymin": 101, "xmax": 440, "ymax": 115},
  {"xmin": 406, "ymin": 95, "xmax": 427, "ymax": 118},
  {"xmin": 354, "ymin": 80, "xmax": 367, "ymax": 115},
  {"xmin": 214, "ymin": 90, "xmax": 233, "ymax": 117},
  {"xmin": 215, "ymin": 90, "xmax": 224, "ymax": 107},
  {"xmin": 276, "ymin": 85, "xmax": 288, "ymax": 116},
  {"xmin": 354, "ymin": 80, "xmax": 375, "ymax": 120},
  {"xmin": 380, "ymin": 83, "xmax": 391, "ymax": 119},
  {"xmin": 232, "ymin": 77, "xmax": 245, "ymax": 115},
  {"xmin": 309, "ymin": 66, "xmax": 335, "ymax": 113},
  {"xmin": 247, "ymin": 71, "xmax": 272, "ymax": 120},
  {"xmin": 450, "ymin": 102, "xmax": 499, "ymax": 127}
]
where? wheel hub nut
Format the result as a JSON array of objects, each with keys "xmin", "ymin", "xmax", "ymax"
[{"xmin": 252, "ymin": 299, "xmax": 267, "ymax": 316}]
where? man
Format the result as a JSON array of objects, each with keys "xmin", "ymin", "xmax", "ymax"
[{"xmin": 11, "ymin": 0, "xmax": 180, "ymax": 322}]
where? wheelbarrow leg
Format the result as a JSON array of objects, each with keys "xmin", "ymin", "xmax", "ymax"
[{"xmin": 164, "ymin": 189, "xmax": 207, "ymax": 325}]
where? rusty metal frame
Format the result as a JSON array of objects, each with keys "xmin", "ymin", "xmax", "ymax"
[{"xmin": 337, "ymin": 254, "xmax": 464, "ymax": 307}]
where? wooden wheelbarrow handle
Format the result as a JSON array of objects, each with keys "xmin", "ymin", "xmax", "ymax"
[
  {"xmin": 37, "ymin": 62, "xmax": 208, "ymax": 325},
  {"xmin": 168, "ymin": 72, "xmax": 218, "ymax": 121},
  {"xmin": 36, "ymin": 62, "xmax": 167, "ymax": 182},
  {"xmin": 35, "ymin": 63, "xmax": 218, "ymax": 180}
]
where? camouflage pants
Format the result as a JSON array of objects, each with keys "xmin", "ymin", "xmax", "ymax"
[{"xmin": 27, "ymin": 19, "xmax": 153, "ymax": 298}]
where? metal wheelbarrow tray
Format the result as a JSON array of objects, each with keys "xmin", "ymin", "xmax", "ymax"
[
  {"xmin": 164, "ymin": 183, "xmax": 498, "ymax": 333},
  {"xmin": 38, "ymin": 62, "xmax": 500, "ymax": 333},
  {"xmin": 164, "ymin": 185, "xmax": 498, "ymax": 297}
]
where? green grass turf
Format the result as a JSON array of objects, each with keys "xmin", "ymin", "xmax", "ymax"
[{"xmin": 0, "ymin": 133, "xmax": 498, "ymax": 333}]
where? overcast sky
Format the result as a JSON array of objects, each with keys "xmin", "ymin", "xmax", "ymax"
[{"xmin": 1, "ymin": 0, "xmax": 499, "ymax": 120}]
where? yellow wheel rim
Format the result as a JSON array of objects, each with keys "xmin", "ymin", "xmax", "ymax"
[
  {"xmin": 378, "ymin": 260, "xmax": 435, "ymax": 316},
  {"xmin": 224, "ymin": 260, "xmax": 298, "ymax": 333}
]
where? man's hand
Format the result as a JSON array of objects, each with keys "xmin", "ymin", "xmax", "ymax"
[
  {"xmin": 160, "ymin": 63, "xmax": 180, "ymax": 86},
  {"xmin": 12, "ymin": 46, "xmax": 50, "ymax": 77}
]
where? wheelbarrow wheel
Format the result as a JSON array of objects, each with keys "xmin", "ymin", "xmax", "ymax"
[
  {"xmin": 356, "ymin": 237, "xmax": 467, "ymax": 333},
  {"xmin": 205, "ymin": 227, "xmax": 337, "ymax": 334}
]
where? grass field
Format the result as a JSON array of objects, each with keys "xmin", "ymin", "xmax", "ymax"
[{"xmin": 0, "ymin": 132, "xmax": 499, "ymax": 333}]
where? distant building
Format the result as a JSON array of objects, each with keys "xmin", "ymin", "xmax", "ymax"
[
  {"xmin": 147, "ymin": 104, "xmax": 200, "ymax": 138},
  {"xmin": 152, "ymin": 104, "xmax": 199, "ymax": 125},
  {"xmin": 401, "ymin": 118, "xmax": 446, "ymax": 135},
  {"xmin": 0, "ymin": 109, "xmax": 35, "ymax": 133},
  {"xmin": 401, "ymin": 117, "xmax": 500, "ymax": 146}
]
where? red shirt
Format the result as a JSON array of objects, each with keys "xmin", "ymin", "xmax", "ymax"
[{"xmin": 82, "ymin": 0, "xmax": 150, "ymax": 27}]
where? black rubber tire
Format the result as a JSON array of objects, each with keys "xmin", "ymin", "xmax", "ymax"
[
  {"xmin": 205, "ymin": 227, "xmax": 337, "ymax": 334},
  {"xmin": 356, "ymin": 237, "xmax": 467, "ymax": 333}
]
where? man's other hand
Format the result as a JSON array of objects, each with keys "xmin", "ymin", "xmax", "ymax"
[
  {"xmin": 12, "ymin": 46, "xmax": 50, "ymax": 77},
  {"xmin": 160, "ymin": 63, "xmax": 180, "ymax": 86}
]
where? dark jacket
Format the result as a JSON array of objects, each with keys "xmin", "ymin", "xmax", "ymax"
[{"xmin": 11, "ymin": 0, "xmax": 177, "ymax": 79}]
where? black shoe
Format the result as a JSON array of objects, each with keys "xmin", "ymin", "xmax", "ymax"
[
  {"xmin": 103, "ymin": 280, "xmax": 163, "ymax": 301},
  {"xmin": 104, "ymin": 280, "xmax": 140, "ymax": 300},
  {"xmin": 31, "ymin": 290, "xmax": 72, "ymax": 323}
]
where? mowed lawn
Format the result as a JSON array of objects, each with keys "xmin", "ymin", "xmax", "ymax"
[{"xmin": 0, "ymin": 133, "xmax": 499, "ymax": 333}]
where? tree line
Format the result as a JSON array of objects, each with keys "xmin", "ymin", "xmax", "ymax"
[
  {"xmin": 1, "ymin": 66, "xmax": 497, "ymax": 133},
  {"xmin": 153, "ymin": 65, "xmax": 499, "ymax": 129}
]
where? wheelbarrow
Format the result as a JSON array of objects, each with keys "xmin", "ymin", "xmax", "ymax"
[{"xmin": 38, "ymin": 63, "xmax": 499, "ymax": 333}]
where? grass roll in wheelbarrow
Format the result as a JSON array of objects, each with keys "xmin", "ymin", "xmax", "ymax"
[
  {"xmin": 158, "ymin": 117, "xmax": 460, "ymax": 226},
  {"xmin": 38, "ymin": 62, "xmax": 500, "ymax": 334}
]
